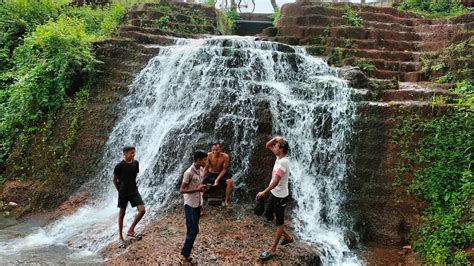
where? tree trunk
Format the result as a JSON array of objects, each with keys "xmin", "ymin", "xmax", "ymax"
[{"xmin": 271, "ymin": 0, "xmax": 279, "ymax": 12}]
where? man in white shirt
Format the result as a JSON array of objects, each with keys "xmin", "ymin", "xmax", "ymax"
[
  {"xmin": 179, "ymin": 150, "xmax": 209, "ymax": 264},
  {"xmin": 256, "ymin": 136, "xmax": 294, "ymax": 261}
]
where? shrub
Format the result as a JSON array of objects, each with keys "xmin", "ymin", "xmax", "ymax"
[
  {"xmin": 398, "ymin": 0, "xmax": 467, "ymax": 17},
  {"xmin": 0, "ymin": 16, "xmax": 99, "ymax": 167},
  {"xmin": 271, "ymin": 10, "xmax": 281, "ymax": 27},
  {"xmin": 392, "ymin": 106, "xmax": 473, "ymax": 264},
  {"xmin": 343, "ymin": 5, "xmax": 364, "ymax": 27}
]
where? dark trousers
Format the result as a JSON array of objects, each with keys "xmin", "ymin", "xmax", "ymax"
[{"xmin": 181, "ymin": 204, "xmax": 201, "ymax": 258}]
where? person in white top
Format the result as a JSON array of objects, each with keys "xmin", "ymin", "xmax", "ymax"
[
  {"xmin": 256, "ymin": 136, "xmax": 294, "ymax": 261},
  {"xmin": 179, "ymin": 150, "xmax": 209, "ymax": 264}
]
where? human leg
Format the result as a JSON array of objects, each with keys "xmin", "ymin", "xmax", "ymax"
[
  {"xmin": 181, "ymin": 205, "xmax": 201, "ymax": 258},
  {"xmin": 127, "ymin": 193, "xmax": 145, "ymax": 236}
]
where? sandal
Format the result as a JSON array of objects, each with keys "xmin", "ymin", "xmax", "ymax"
[
  {"xmin": 180, "ymin": 255, "xmax": 196, "ymax": 265},
  {"xmin": 259, "ymin": 250, "xmax": 274, "ymax": 261},
  {"xmin": 187, "ymin": 257, "xmax": 198, "ymax": 265},
  {"xmin": 280, "ymin": 238, "xmax": 294, "ymax": 245},
  {"xmin": 127, "ymin": 231, "xmax": 143, "ymax": 240},
  {"xmin": 118, "ymin": 239, "xmax": 127, "ymax": 248}
]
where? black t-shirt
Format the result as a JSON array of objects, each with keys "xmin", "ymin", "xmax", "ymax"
[{"xmin": 114, "ymin": 160, "xmax": 139, "ymax": 196}]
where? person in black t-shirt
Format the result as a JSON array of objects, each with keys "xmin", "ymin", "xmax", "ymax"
[{"xmin": 113, "ymin": 146, "xmax": 146, "ymax": 248}]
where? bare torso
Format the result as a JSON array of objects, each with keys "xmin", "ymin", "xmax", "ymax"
[{"xmin": 208, "ymin": 152, "xmax": 229, "ymax": 174}]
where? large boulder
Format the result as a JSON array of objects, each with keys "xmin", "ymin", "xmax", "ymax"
[{"xmin": 338, "ymin": 66, "xmax": 370, "ymax": 89}]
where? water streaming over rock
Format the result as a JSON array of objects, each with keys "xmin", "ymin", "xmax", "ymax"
[{"xmin": 0, "ymin": 36, "xmax": 359, "ymax": 265}]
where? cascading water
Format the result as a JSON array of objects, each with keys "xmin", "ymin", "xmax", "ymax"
[{"xmin": 0, "ymin": 36, "xmax": 359, "ymax": 265}]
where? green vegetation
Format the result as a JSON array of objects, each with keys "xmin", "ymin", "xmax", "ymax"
[
  {"xmin": 328, "ymin": 47, "xmax": 345, "ymax": 66},
  {"xmin": 421, "ymin": 37, "xmax": 473, "ymax": 83},
  {"xmin": 217, "ymin": 9, "xmax": 239, "ymax": 35},
  {"xmin": 155, "ymin": 15, "xmax": 171, "ymax": 28},
  {"xmin": 206, "ymin": 0, "xmax": 217, "ymax": 7},
  {"xmin": 0, "ymin": 1, "xmax": 126, "ymax": 176},
  {"xmin": 271, "ymin": 10, "xmax": 281, "ymax": 27},
  {"xmin": 341, "ymin": 38, "xmax": 356, "ymax": 49},
  {"xmin": 352, "ymin": 58, "xmax": 375, "ymax": 74},
  {"xmin": 342, "ymin": 5, "xmax": 364, "ymax": 27},
  {"xmin": 391, "ymin": 80, "xmax": 473, "ymax": 263},
  {"xmin": 61, "ymin": 4, "xmax": 126, "ymax": 37},
  {"xmin": 59, "ymin": 89, "xmax": 90, "ymax": 167},
  {"xmin": 149, "ymin": 3, "xmax": 214, "ymax": 34},
  {"xmin": 309, "ymin": 26, "xmax": 329, "ymax": 46},
  {"xmin": 0, "ymin": 0, "xmax": 66, "ymax": 88},
  {"xmin": 397, "ymin": 0, "xmax": 468, "ymax": 18}
]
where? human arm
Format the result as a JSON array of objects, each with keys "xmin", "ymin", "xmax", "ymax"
[
  {"xmin": 266, "ymin": 136, "xmax": 284, "ymax": 150},
  {"xmin": 113, "ymin": 175, "xmax": 119, "ymax": 191},
  {"xmin": 113, "ymin": 164, "xmax": 120, "ymax": 191},
  {"xmin": 256, "ymin": 175, "xmax": 282, "ymax": 200},
  {"xmin": 179, "ymin": 171, "xmax": 207, "ymax": 194},
  {"xmin": 202, "ymin": 153, "xmax": 211, "ymax": 177}
]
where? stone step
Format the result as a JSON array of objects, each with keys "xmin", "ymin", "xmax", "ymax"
[
  {"xmin": 127, "ymin": 9, "xmax": 215, "ymax": 26},
  {"xmin": 417, "ymin": 41, "xmax": 452, "ymax": 51},
  {"xmin": 297, "ymin": 4, "xmax": 446, "ymax": 26},
  {"xmin": 285, "ymin": 15, "xmax": 420, "ymax": 34},
  {"xmin": 359, "ymin": 11, "xmax": 448, "ymax": 26},
  {"xmin": 305, "ymin": 46, "xmax": 422, "ymax": 62},
  {"xmin": 399, "ymin": 81, "xmax": 455, "ymax": 90},
  {"xmin": 357, "ymin": 5, "xmax": 421, "ymax": 19},
  {"xmin": 363, "ymin": 59, "xmax": 421, "ymax": 73},
  {"xmin": 119, "ymin": 25, "xmax": 191, "ymax": 39},
  {"xmin": 321, "ymin": 37, "xmax": 420, "ymax": 51},
  {"xmin": 141, "ymin": 2, "xmax": 217, "ymax": 19},
  {"xmin": 279, "ymin": 26, "xmax": 422, "ymax": 42},
  {"xmin": 97, "ymin": 81, "xmax": 130, "ymax": 93},
  {"xmin": 101, "ymin": 68, "xmax": 138, "ymax": 83},
  {"xmin": 414, "ymin": 23, "xmax": 464, "ymax": 33},
  {"xmin": 377, "ymin": 88, "xmax": 456, "ymax": 102},
  {"xmin": 297, "ymin": 3, "xmax": 419, "ymax": 20},
  {"xmin": 119, "ymin": 30, "xmax": 177, "ymax": 45},
  {"xmin": 364, "ymin": 21, "xmax": 416, "ymax": 33},
  {"xmin": 372, "ymin": 69, "xmax": 423, "ymax": 82},
  {"xmin": 450, "ymin": 12, "xmax": 474, "ymax": 24},
  {"xmin": 451, "ymin": 31, "xmax": 474, "ymax": 43},
  {"xmin": 359, "ymin": 100, "xmax": 434, "ymax": 111},
  {"xmin": 95, "ymin": 38, "xmax": 161, "ymax": 59},
  {"xmin": 239, "ymin": 13, "xmax": 272, "ymax": 22},
  {"xmin": 127, "ymin": 19, "xmax": 216, "ymax": 34},
  {"xmin": 127, "ymin": 10, "xmax": 166, "ymax": 20}
]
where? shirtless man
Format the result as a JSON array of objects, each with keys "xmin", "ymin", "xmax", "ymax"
[{"xmin": 202, "ymin": 143, "xmax": 234, "ymax": 210}]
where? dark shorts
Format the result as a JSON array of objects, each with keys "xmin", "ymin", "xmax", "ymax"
[
  {"xmin": 264, "ymin": 193, "xmax": 288, "ymax": 226},
  {"xmin": 118, "ymin": 192, "xmax": 144, "ymax": 208},
  {"xmin": 202, "ymin": 172, "xmax": 231, "ymax": 189}
]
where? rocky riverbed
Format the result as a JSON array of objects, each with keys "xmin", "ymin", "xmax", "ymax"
[{"xmin": 102, "ymin": 205, "xmax": 320, "ymax": 265}]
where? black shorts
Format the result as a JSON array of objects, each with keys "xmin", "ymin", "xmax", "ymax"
[
  {"xmin": 118, "ymin": 193, "xmax": 144, "ymax": 208},
  {"xmin": 202, "ymin": 172, "xmax": 231, "ymax": 189},
  {"xmin": 264, "ymin": 193, "xmax": 288, "ymax": 226}
]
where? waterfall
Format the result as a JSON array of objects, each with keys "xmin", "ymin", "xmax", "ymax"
[{"xmin": 0, "ymin": 36, "xmax": 359, "ymax": 265}]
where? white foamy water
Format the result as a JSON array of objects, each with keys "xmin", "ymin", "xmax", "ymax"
[{"xmin": 0, "ymin": 36, "xmax": 360, "ymax": 265}]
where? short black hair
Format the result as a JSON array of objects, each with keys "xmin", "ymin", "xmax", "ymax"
[
  {"xmin": 123, "ymin": 146, "xmax": 135, "ymax": 154},
  {"xmin": 210, "ymin": 142, "xmax": 220, "ymax": 148},
  {"xmin": 193, "ymin": 150, "xmax": 208, "ymax": 162}
]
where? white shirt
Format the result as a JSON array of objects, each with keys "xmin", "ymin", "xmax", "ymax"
[
  {"xmin": 182, "ymin": 164, "xmax": 203, "ymax": 208},
  {"xmin": 270, "ymin": 156, "xmax": 290, "ymax": 198}
]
